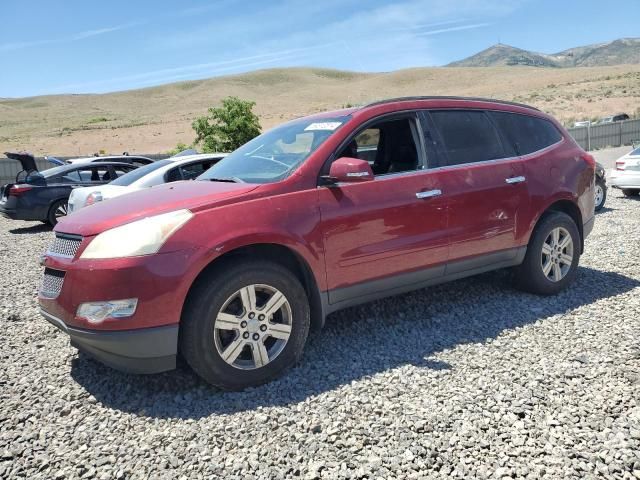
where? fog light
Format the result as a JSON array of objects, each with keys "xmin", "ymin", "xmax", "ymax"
[{"xmin": 76, "ymin": 298, "xmax": 138, "ymax": 324}]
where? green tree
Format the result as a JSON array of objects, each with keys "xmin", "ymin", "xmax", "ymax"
[
  {"xmin": 192, "ymin": 97, "xmax": 261, "ymax": 153},
  {"xmin": 166, "ymin": 142, "xmax": 190, "ymax": 156}
]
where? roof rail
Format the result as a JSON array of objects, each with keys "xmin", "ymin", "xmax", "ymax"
[{"xmin": 362, "ymin": 96, "xmax": 540, "ymax": 112}]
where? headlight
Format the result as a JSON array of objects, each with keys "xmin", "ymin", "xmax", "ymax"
[{"xmin": 80, "ymin": 209, "xmax": 193, "ymax": 259}]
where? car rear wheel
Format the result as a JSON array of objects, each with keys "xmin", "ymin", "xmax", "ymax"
[
  {"xmin": 47, "ymin": 199, "xmax": 68, "ymax": 226},
  {"xmin": 514, "ymin": 211, "xmax": 580, "ymax": 295},
  {"xmin": 180, "ymin": 260, "xmax": 310, "ymax": 390},
  {"xmin": 622, "ymin": 189, "xmax": 640, "ymax": 197},
  {"xmin": 594, "ymin": 178, "xmax": 607, "ymax": 211}
]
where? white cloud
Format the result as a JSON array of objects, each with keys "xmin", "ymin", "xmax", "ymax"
[{"xmin": 0, "ymin": 22, "xmax": 140, "ymax": 53}]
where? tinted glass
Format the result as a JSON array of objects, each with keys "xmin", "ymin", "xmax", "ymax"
[
  {"xmin": 50, "ymin": 170, "xmax": 81, "ymax": 184},
  {"xmin": 41, "ymin": 165, "xmax": 77, "ymax": 178},
  {"xmin": 430, "ymin": 110, "xmax": 505, "ymax": 165},
  {"xmin": 110, "ymin": 160, "xmax": 171, "ymax": 186},
  {"xmin": 166, "ymin": 167, "xmax": 182, "ymax": 182},
  {"xmin": 76, "ymin": 166, "xmax": 110, "ymax": 182},
  {"xmin": 490, "ymin": 111, "xmax": 562, "ymax": 155},
  {"xmin": 181, "ymin": 161, "xmax": 214, "ymax": 180},
  {"xmin": 198, "ymin": 116, "xmax": 349, "ymax": 183}
]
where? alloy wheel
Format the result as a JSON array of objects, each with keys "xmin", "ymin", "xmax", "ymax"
[
  {"xmin": 213, "ymin": 284, "xmax": 292, "ymax": 370},
  {"xmin": 540, "ymin": 227, "xmax": 574, "ymax": 282},
  {"xmin": 594, "ymin": 185, "xmax": 604, "ymax": 208},
  {"xmin": 55, "ymin": 202, "xmax": 68, "ymax": 218}
]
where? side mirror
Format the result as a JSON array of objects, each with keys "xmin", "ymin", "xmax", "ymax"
[{"xmin": 324, "ymin": 157, "xmax": 374, "ymax": 184}]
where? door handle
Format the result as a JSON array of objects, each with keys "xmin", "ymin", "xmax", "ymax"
[
  {"xmin": 416, "ymin": 189, "xmax": 442, "ymax": 199},
  {"xmin": 505, "ymin": 176, "xmax": 526, "ymax": 184}
]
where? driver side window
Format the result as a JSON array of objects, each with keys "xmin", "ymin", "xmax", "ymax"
[{"xmin": 336, "ymin": 116, "xmax": 423, "ymax": 176}]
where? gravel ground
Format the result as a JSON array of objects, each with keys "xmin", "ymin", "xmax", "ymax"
[{"xmin": 1, "ymin": 191, "xmax": 639, "ymax": 480}]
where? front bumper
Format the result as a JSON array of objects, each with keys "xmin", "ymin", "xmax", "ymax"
[{"xmin": 41, "ymin": 308, "xmax": 178, "ymax": 373}]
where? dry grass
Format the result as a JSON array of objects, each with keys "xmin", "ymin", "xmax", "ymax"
[{"xmin": 1, "ymin": 65, "xmax": 639, "ymax": 155}]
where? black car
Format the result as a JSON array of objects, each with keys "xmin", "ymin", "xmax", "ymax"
[
  {"xmin": 595, "ymin": 161, "xmax": 607, "ymax": 211},
  {"xmin": 0, "ymin": 152, "xmax": 137, "ymax": 226}
]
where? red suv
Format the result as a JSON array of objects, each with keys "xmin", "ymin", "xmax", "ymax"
[{"xmin": 39, "ymin": 97, "xmax": 595, "ymax": 390}]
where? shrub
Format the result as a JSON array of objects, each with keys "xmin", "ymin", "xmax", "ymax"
[
  {"xmin": 166, "ymin": 142, "xmax": 190, "ymax": 156},
  {"xmin": 192, "ymin": 97, "xmax": 261, "ymax": 153}
]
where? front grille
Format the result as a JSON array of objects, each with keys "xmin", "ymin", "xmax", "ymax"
[
  {"xmin": 40, "ymin": 268, "xmax": 65, "ymax": 299},
  {"xmin": 46, "ymin": 233, "xmax": 82, "ymax": 258}
]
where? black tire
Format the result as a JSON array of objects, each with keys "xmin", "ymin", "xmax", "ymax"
[
  {"xmin": 514, "ymin": 212, "xmax": 580, "ymax": 295},
  {"xmin": 180, "ymin": 260, "xmax": 310, "ymax": 390},
  {"xmin": 594, "ymin": 178, "xmax": 607, "ymax": 211},
  {"xmin": 622, "ymin": 189, "xmax": 640, "ymax": 197},
  {"xmin": 47, "ymin": 199, "xmax": 68, "ymax": 226}
]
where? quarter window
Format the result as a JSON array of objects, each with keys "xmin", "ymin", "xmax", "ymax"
[
  {"xmin": 430, "ymin": 110, "xmax": 506, "ymax": 166},
  {"xmin": 489, "ymin": 111, "xmax": 562, "ymax": 155}
]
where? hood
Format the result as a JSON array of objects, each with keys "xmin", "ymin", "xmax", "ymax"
[
  {"xmin": 4, "ymin": 151, "xmax": 37, "ymax": 172},
  {"xmin": 57, "ymin": 180, "xmax": 260, "ymax": 236}
]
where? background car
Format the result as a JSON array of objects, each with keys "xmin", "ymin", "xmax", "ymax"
[
  {"xmin": 598, "ymin": 113, "xmax": 630, "ymax": 124},
  {"xmin": 68, "ymin": 153, "xmax": 226, "ymax": 213},
  {"xmin": 0, "ymin": 160, "xmax": 137, "ymax": 225},
  {"xmin": 573, "ymin": 120, "xmax": 591, "ymax": 128},
  {"xmin": 594, "ymin": 161, "xmax": 607, "ymax": 211},
  {"xmin": 610, "ymin": 145, "xmax": 640, "ymax": 197},
  {"xmin": 65, "ymin": 155, "xmax": 154, "ymax": 166}
]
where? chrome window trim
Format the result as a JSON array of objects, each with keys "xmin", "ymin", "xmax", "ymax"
[{"xmin": 424, "ymin": 137, "xmax": 565, "ymax": 173}]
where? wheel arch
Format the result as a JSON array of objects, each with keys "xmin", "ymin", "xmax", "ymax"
[
  {"xmin": 182, "ymin": 242, "xmax": 325, "ymax": 334},
  {"xmin": 533, "ymin": 199, "xmax": 584, "ymax": 253}
]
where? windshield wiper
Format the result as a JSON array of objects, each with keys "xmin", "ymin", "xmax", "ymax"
[{"xmin": 205, "ymin": 176, "xmax": 244, "ymax": 183}]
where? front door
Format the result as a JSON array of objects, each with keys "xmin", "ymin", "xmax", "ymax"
[{"xmin": 318, "ymin": 113, "xmax": 449, "ymax": 304}]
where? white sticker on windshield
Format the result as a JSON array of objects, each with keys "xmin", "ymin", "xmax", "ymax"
[{"xmin": 304, "ymin": 122, "xmax": 343, "ymax": 131}]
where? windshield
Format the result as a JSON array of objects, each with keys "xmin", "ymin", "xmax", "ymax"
[
  {"xmin": 110, "ymin": 160, "xmax": 171, "ymax": 186},
  {"xmin": 630, "ymin": 147, "xmax": 640, "ymax": 156},
  {"xmin": 198, "ymin": 116, "xmax": 350, "ymax": 183}
]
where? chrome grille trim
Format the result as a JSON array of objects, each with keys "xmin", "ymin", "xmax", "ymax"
[
  {"xmin": 46, "ymin": 233, "xmax": 82, "ymax": 259},
  {"xmin": 40, "ymin": 269, "xmax": 65, "ymax": 299}
]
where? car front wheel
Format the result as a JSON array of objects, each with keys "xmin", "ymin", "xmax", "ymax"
[
  {"xmin": 180, "ymin": 260, "xmax": 310, "ymax": 390},
  {"xmin": 514, "ymin": 211, "xmax": 580, "ymax": 295}
]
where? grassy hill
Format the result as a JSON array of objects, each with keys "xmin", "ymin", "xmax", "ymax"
[{"xmin": 1, "ymin": 64, "xmax": 639, "ymax": 155}]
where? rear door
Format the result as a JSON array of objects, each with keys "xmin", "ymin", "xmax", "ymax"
[{"xmin": 427, "ymin": 109, "xmax": 529, "ymax": 268}]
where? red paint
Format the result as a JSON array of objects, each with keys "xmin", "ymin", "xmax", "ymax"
[{"xmin": 42, "ymin": 98, "xmax": 594, "ymax": 331}]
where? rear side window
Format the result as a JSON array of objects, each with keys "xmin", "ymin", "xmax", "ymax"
[
  {"xmin": 430, "ymin": 110, "xmax": 506, "ymax": 165},
  {"xmin": 180, "ymin": 161, "xmax": 213, "ymax": 180},
  {"xmin": 489, "ymin": 112, "xmax": 562, "ymax": 155}
]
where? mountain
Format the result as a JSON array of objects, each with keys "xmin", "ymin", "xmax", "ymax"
[
  {"xmin": 448, "ymin": 44, "xmax": 559, "ymax": 67},
  {"xmin": 448, "ymin": 38, "xmax": 640, "ymax": 67}
]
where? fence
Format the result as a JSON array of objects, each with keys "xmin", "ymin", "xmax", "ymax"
[{"xmin": 567, "ymin": 118, "xmax": 640, "ymax": 151}]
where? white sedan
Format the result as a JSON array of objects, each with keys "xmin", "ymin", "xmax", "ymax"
[
  {"xmin": 68, "ymin": 153, "xmax": 226, "ymax": 213},
  {"xmin": 610, "ymin": 146, "xmax": 640, "ymax": 197}
]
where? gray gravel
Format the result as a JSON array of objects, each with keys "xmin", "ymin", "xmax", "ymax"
[{"xmin": 1, "ymin": 191, "xmax": 639, "ymax": 480}]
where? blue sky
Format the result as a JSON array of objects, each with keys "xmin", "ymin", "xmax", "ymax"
[{"xmin": 0, "ymin": 0, "xmax": 638, "ymax": 97}]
